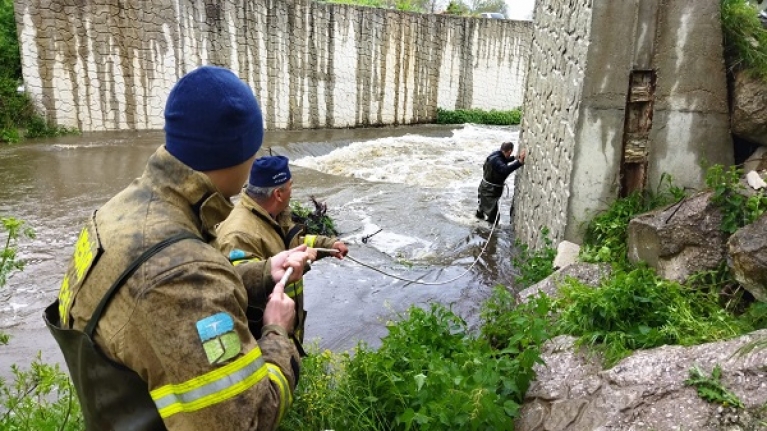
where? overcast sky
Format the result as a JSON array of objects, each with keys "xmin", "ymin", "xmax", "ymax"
[{"xmin": 504, "ymin": 0, "xmax": 536, "ymax": 20}]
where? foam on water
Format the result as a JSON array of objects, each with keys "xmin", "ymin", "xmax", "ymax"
[
  {"xmin": 293, "ymin": 125, "xmax": 521, "ymax": 253},
  {"xmin": 292, "ymin": 124, "xmax": 519, "ymax": 190}
]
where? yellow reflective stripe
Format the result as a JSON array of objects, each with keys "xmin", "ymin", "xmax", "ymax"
[
  {"xmin": 232, "ymin": 257, "xmax": 261, "ymax": 266},
  {"xmin": 303, "ymin": 235, "xmax": 317, "ymax": 247},
  {"xmin": 266, "ymin": 363, "xmax": 293, "ymax": 424},
  {"xmin": 284, "ymin": 280, "xmax": 304, "ymax": 298},
  {"xmin": 151, "ymin": 347, "xmax": 267, "ymax": 418}
]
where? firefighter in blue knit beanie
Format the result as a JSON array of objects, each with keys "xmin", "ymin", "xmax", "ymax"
[{"xmin": 46, "ymin": 65, "xmax": 307, "ymax": 430}]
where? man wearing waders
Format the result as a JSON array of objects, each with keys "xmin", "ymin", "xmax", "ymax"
[
  {"xmin": 215, "ymin": 155, "xmax": 349, "ymax": 344},
  {"xmin": 44, "ymin": 66, "xmax": 311, "ymax": 431},
  {"xmin": 476, "ymin": 141, "xmax": 527, "ymax": 224}
]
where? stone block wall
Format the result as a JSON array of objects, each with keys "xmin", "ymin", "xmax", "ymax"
[
  {"xmin": 513, "ymin": 0, "xmax": 732, "ymax": 249},
  {"xmin": 512, "ymin": 0, "xmax": 592, "ymax": 247},
  {"xmin": 14, "ymin": 0, "xmax": 532, "ymax": 132}
]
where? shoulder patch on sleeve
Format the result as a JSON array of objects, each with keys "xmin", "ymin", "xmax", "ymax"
[
  {"xmin": 196, "ymin": 313, "xmax": 241, "ymax": 364},
  {"xmin": 228, "ymin": 249, "xmax": 246, "ymax": 261}
]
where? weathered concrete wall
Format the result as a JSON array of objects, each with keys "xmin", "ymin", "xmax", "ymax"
[
  {"xmin": 14, "ymin": 0, "xmax": 531, "ymax": 132},
  {"xmin": 513, "ymin": 0, "xmax": 732, "ymax": 249}
]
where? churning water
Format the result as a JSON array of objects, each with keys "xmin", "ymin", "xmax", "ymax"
[{"xmin": 0, "ymin": 123, "xmax": 523, "ymax": 375}]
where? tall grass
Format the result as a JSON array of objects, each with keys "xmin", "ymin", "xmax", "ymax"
[{"xmin": 721, "ymin": 0, "xmax": 767, "ymax": 77}]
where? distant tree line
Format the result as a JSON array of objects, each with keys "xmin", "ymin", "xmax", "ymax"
[
  {"xmin": 0, "ymin": 0, "xmax": 78, "ymax": 142},
  {"xmin": 314, "ymin": 0, "xmax": 508, "ymax": 17}
]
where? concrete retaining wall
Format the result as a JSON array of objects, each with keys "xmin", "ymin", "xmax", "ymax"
[
  {"xmin": 14, "ymin": 0, "xmax": 532, "ymax": 131},
  {"xmin": 513, "ymin": 0, "xmax": 732, "ymax": 249}
]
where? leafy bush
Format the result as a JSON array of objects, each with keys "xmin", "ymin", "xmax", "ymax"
[
  {"xmin": 0, "ymin": 0, "xmax": 20, "ymax": 79},
  {"xmin": 553, "ymin": 266, "xmax": 754, "ymax": 367},
  {"xmin": 278, "ymin": 347, "xmax": 353, "ymax": 431},
  {"xmin": 480, "ymin": 285, "xmax": 553, "ymax": 354},
  {"xmin": 316, "ymin": 0, "xmax": 425, "ymax": 12},
  {"xmin": 720, "ymin": 0, "xmax": 767, "ymax": 77},
  {"xmin": 290, "ymin": 198, "xmax": 338, "ymax": 236},
  {"xmin": 0, "ymin": 215, "xmax": 34, "ymax": 344},
  {"xmin": 0, "ymin": 355, "xmax": 84, "ymax": 431},
  {"xmin": 1, "ymin": 216, "xmax": 35, "ymax": 290},
  {"xmin": 511, "ymin": 226, "xmax": 557, "ymax": 288},
  {"xmin": 444, "ymin": 1, "xmax": 471, "ymax": 16},
  {"xmin": 1, "ymin": 218, "xmax": 82, "ymax": 429},
  {"xmin": 282, "ymin": 298, "xmax": 552, "ymax": 430},
  {"xmin": 580, "ymin": 174, "xmax": 684, "ymax": 265},
  {"xmin": 435, "ymin": 108, "xmax": 522, "ymax": 125},
  {"xmin": 706, "ymin": 164, "xmax": 767, "ymax": 233}
]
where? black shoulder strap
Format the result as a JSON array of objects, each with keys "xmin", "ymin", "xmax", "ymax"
[
  {"xmin": 85, "ymin": 232, "xmax": 201, "ymax": 338},
  {"xmin": 284, "ymin": 224, "xmax": 305, "ymax": 249}
]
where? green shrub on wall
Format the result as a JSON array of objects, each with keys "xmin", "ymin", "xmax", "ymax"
[
  {"xmin": 721, "ymin": 0, "xmax": 767, "ymax": 77},
  {"xmin": 435, "ymin": 108, "xmax": 522, "ymax": 125}
]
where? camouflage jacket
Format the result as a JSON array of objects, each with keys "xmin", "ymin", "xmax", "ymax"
[{"xmin": 58, "ymin": 146, "xmax": 299, "ymax": 431}]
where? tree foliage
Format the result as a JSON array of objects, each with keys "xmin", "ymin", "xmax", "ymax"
[
  {"xmin": 316, "ymin": 0, "xmax": 446, "ymax": 13},
  {"xmin": 0, "ymin": 0, "xmax": 19, "ymax": 79},
  {"xmin": 466, "ymin": 0, "xmax": 507, "ymax": 16},
  {"xmin": 315, "ymin": 0, "xmax": 506, "ymax": 16}
]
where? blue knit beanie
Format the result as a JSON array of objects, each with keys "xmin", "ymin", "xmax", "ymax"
[
  {"xmin": 249, "ymin": 156, "xmax": 292, "ymax": 188},
  {"xmin": 164, "ymin": 66, "xmax": 263, "ymax": 171}
]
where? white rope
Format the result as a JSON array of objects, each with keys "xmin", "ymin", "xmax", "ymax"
[{"xmin": 314, "ymin": 210, "xmax": 503, "ymax": 286}]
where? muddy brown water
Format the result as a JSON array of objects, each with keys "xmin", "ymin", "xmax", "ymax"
[{"xmin": 0, "ymin": 124, "xmax": 523, "ymax": 378}]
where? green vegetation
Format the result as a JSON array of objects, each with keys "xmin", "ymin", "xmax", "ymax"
[
  {"xmin": 0, "ymin": 0, "xmax": 78, "ymax": 143},
  {"xmin": 706, "ymin": 164, "xmax": 767, "ymax": 234},
  {"xmin": 435, "ymin": 108, "xmax": 522, "ymax": 126},
  {"xmin": 282, "ymin": 292, "xmax": 552, "ymax": 430},
  {"xmin": 580, "ymin": 174, "xmax": 685, "ymax": 265},
  {"xmin": 315, "ymin": 0, "xmax": 433, "ymax": 13},
  {"xmin": 0, "ymin": 356, "xmax": 84, "ymax": 431},
  {"xmin": 1, "ymin": 216, "xmax": 82, "ymax": 429},
  {"xmin": 534, "ymin": 165, "xmax": 767, "ymax": 368},
  {"xmin": 721, "ymin": 0, "xmax": 767, "ymax": 78},
  {"xmin": 0, "ymin": 216, "xmax": 34, "ymax": 292},
  {"xmin": 553, "ymin": 266, "xmax": 758, "ymax": 367},
  {"xmin": 511, "ymin": 227, "xmax": 557, "ymax": 288},
  {"xmin": 290, "ymin": 198, "xmax": 339, "ymax": 236},
  {"xmin": 444, "ymin": 0, "xmax": 471, "ymax": 15},
  {"xmin": 685, "ymin": 365, "xmax": 744, "ymax": 408},
  {"xmin": 314, "ymin": 0, "xmax": 507, "ymax": 16},
  {"xmin": 1, "ymin": 216, "xmax": 34, "ymax": 345}
]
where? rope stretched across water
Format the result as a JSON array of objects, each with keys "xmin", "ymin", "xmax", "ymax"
[{"xmin": 315, "ymin": 211, "xmax": 506, "ymax": 286}]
